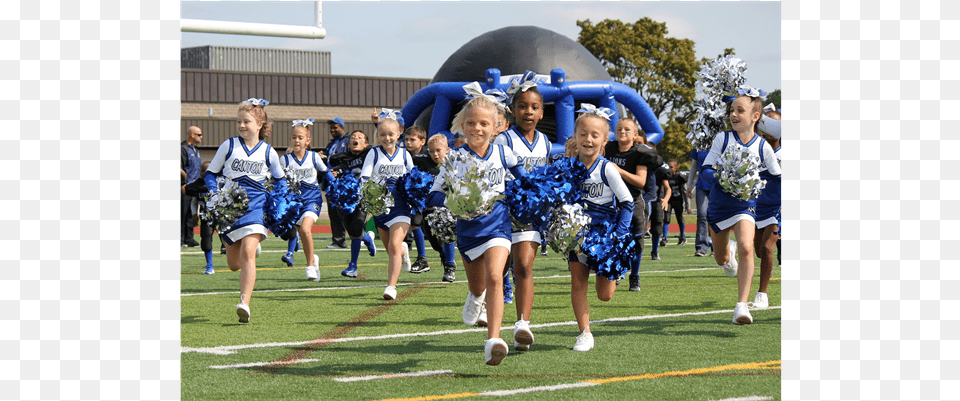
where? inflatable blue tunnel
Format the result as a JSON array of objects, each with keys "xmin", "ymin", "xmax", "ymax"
[{"xmin": 400, "ymin": 68, "xmax": 664, "ymax": 156}]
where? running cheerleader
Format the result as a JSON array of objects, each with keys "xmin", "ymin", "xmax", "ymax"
[
  {"xmin": 751, "ymin": 111, "xmax": 781, "ymax": 309},
  {"xmin": 566, "ymin": 106, "xmax": 635, "ymax": 352},
  {"xmin": 701, "ymin": 91, "xmax": 781, "ymax": 324},
  {"xmin": 426, "ymin": 94, "xmax": 527, "ymax": 366},
  {"xmin": 280, "ymin": 119, "xmax": 336, "ymax": 281},
  {"xmin": 493, "ymin": 73, "xmax": 551, "ymax": 351},
  {"xmin": 204, "ymin": 98, "xmax": 287, "ymax": 323},
  {"xmin": 360, "ymin": 111, "xmax": 414, "ymax": 300}
]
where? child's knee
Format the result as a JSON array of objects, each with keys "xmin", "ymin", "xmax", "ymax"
[{"xmin": 597, "ymin": 292, "xmax": 613, "ymax": 302}]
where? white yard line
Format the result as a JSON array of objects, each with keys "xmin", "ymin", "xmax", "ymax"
[
  {"xmin": 332, "ymin": 369, "xmax": 453, "ymax": 382},
  {"xmin": 480, "ymin": 382, "xmax": 600, "ymax": 396},
  {"xmin": 181, "ymin": 267, "xmax": 718, "ymax": 297},
  {"xmin": 182, "ymin": 306, "xmax": 781, "ymax": 355},
  {"xmin": 709, "ymin": 397, "xmax": 774, "ymax": 401}
]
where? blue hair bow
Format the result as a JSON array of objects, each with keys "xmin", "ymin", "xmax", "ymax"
[
  {"xmin": 576, "ymin": 104, "xmax": 614, "ymax": 121},
  {"xmin": 291, "ymin": 118, "xmax": 315, "ymax": 127},
  {"xmin": 378, "ymin": 108, "xmax": 405, "ymax": 127},
  {"xmin": 241, "ymin": 98, "xmax": 270, "ymax": 106}
]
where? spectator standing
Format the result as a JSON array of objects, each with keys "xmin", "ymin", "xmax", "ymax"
[
  {"xmin": 181, "ymin": 126, "xmax": 203, "ymax": 247},
  {"xmin": 324, "ymin": 117, "xmax": 350, "ymax": 248}
]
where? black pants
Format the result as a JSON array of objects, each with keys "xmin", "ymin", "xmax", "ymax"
[
  {"xmin": 200, "ymin": 218, "xmax": 214, "ymax": 252},
  {"xmin": 181, "ymin": 195, "xmax": 197, "ymax": 243},
  {"xmin": 327, "ymin": 197, "xmax": 346, "ymax": 246},
  {"xmin": 339, "ymin": 207, "xmax": 369, "ymax": 239}
]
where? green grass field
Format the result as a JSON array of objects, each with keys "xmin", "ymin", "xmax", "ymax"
[{"xmin": 181, "ymin": 231, "xmax": 780, "ymax": 401}]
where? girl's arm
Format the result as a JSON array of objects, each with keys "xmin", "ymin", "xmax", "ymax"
[
  {"xmin": 313, "ymin": 152, "xmax": 337, "ymax": 184},
  {"xmin": 605, "ymin": 162, "xmax": 635, "ymax": 237},
  {"xmin": 426, "ymin": 171, "xmax": 447, "ymax": 208},
  {"xmin": 502, "ymin": 146, "xmax": 527, "ymax": 179},
  {"xmin": 268, "ymin": 149, "xmax": 289, "ymax": 191},
  {"xmin": 359, "ymin": 148, "xmax": 376, "ymax": 180},
  {"xmin": 204, "ymin": 141, "xmax": 231, "ymax": 193}
]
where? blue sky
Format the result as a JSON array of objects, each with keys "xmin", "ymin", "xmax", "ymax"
[{"xmin": 181, "ymin": 1, "xmax": 781, "ymax": 92}]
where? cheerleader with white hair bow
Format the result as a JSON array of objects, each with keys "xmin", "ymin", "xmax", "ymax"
[
  {"xmin": 426, "ymin": 90, "xmax": 527, "ymax": 366},
  {"xmin": 699, "ymin": 88, "xmax": 781, "ymax": 325},
  {"xmin": 203, "ymin": 98, "xmax": 286, "ymax": 323}
]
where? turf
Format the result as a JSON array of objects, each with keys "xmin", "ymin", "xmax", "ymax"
[{"xmin": 181, "ymin": 232, "xmax": 780, "ymax": 400}]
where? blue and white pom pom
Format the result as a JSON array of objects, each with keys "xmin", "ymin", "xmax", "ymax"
[
  {"xmin": 424, "ymin": 207, "xmax": 457, "ymax": 244},
  {"xmin": 397, "ymin": 167, "xmax": 435, "ymax": 213},
  {"xmin": 200, "ymin": 179, "xmax": 250, "ymax": 233},
  {"xmin": 327, "ymin": 173, "xmax": 362, "ymax": 214},
  {"xmin": 715, "ymin": 143, "xmax": 767, "ymax": 201},
  {"xmin": 504, "ymin": 156, "xmax": 589, "ymax": 229},
  {"xmin": 439, "ymin": 148, "xmax": 504, "ymax": 220},
  {"xmin": 361, "ymin": 178, "xmax": 395, "ymax": 216},
  {"xmin": 579, "ymin": 221, "xmax": 639, "ymax": 281},
  {"xmin": 264, "ymin": 182, "xmax": 303, "ymax": 239},
  {"xmin": 544, "ymin": 204, "xmax": 591, "ymax": 254}
]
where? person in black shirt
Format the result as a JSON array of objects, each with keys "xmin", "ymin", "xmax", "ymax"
[
  {"xmin": 417, "ymin": 134, "xmax": 458, "ymax": 282},
  {"xmin": 603, "ymin": 118, "xmax": 650, "ymax": 292},
  {"xmin": 641, "ymin": 141, "xmax": 670, "ymax": 261},
  {"xmin": 328, "ymin": 131, "xmax": 377, "ymax": 277},
  {"xmin": 661, "ymin": 159, "xmax": 689, "ymax": 246}
]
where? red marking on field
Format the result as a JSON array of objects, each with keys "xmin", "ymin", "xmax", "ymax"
[
  {"xmin": 259, "ymin": 283, "xmax": 428, "ymax": 374},
  {"xmin": 195, "ymin": 225, "xmax": 332, "ymax": 235}
]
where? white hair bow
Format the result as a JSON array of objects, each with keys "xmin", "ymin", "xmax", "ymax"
[
  {"xmin": 462, "ymin": 82, "xmax": 508, "ymax": 111},
  {"xmin": 291, "ymin": 118, "xmax": 315, "ymax": 127},
  {"xmin": 241, "ymin": 98, "xmax": 270, "ymax": 106},
  {"xmin": 576, "ymin": 104, "xmax": 614, "ymax": 121},
  {"xmin": 736, "ymin": 86, "xmax": 767, "ymax": 98},
  {"xmin": 763, "ymin": 103, "xmax": 777, "ymax": 113}
]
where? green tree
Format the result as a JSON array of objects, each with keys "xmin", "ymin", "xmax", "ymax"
[
  {"xmin": 765, "ymin": 89, "xmax": 781, "ymax": 110},
  {"xmin": 577, "ymin": 18, "xmax": 699, "ymax": 124},
  {"xmin": 577, "ymin": 18, "xmax": 699, "ymax": 167}
]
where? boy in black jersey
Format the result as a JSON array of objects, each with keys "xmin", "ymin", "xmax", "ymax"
[
  {"xmin": 329, "ymin": 131, "xmax": 377, "ymax": 277},
  {"xmin": 662, "ymin": 159, "xmax": 689, "ymax": 246}
]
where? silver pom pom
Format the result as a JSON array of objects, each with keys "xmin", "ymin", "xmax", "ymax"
[
  {"xmin": 688, "ymin": 55, "xmax": 750, "ymax": 151},
  {"xmin": 361, "ymin": 178, "xmax": 395, "ymax": 216},
  {"xmin": 544, "ymin": 204, "xmax": 591, "ymax": 254},
  {"xmin": 424, "ymin": 207, "xmax": 457, "ymax": 244},
  {"xmin": 715, "ymin": 144, "xmax": 767, "ymax": 201},
  {"xmin": 438, "ymin": 149, "xmax": 505, "ymax": 220},
  {"xmin": 282, "ymin": 165, "xmax": 303, "ymax": 195}
]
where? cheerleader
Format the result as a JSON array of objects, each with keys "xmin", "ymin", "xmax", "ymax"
[
  {"xmin": 752, "ymin": 112, "xmax": 781, "ymax": 308},
  {"xmin": 360, "ymin": 112, "xmax": 414, "ymax": 300},
  {"xmin": 701, "ymin": 93, "xmax": 781, "ymax": 324},
  {"xmin": 493, "ymin": 75, "xmax": 551, "ymax": 351},
  {"xmin": 280, "ymin": 119, "xmax": 336, "ymax": 281},
  {"xmin": 203, "ymin": 98, "xmax": 286, "ymax": 323},
  {"xmin": 426, "ymin": 94, "xmax": 527, "ymax": 366},
  {"xmin": 566, "ymin": 106, "xmax": 635, "ymax": 351}
]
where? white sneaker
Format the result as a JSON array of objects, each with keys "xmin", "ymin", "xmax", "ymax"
[
  {"xmin": 751, "ymin": 292, "xmax": 769, "ymax": 309},
  {"xmin": 733, "ymin": 302, "xmax": 753, "ymax": 325},
  {"xmin": 256, "ymin": 243, "xmax": 262, "ymax": 256},
  {"xmin": 401, "ymin": 242, "xmax": 411, "ymax": 272},
  {"xmin": 513, "ymin": 320, "xmax": 534, "ymax": 351},
  {"xmin": 720, "ymin": 240, "xmax": 738, "ymax": 277},
  {"xmin": 484, "ymin": 338, "xmax": 509, "ymax": 366},
  {"xmin": 573, "ymin": 331, "xmax": 594, "ymax": 352},
  {"xmin": 383, "ymin": 286, "xmax": 397, "ymax": 301},
  {"xmin": 477, "ymin": 304, "xmax": 488, "ymax": 327},
  {"xmin": 236, "ymin": 303, "xmax": 250, "ymax": 323},
  {"xmin": 305, "ymin": 254, "xmax": 320, "ymax": 281},
  {"xmin": 462, "ymin": 290, "xmax": 485, "ymax": 326}
]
